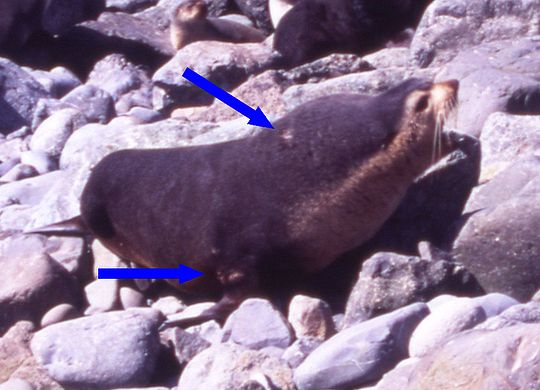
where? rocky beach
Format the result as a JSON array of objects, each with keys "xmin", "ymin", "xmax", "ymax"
[{"xmin": 0, "ymin": 0, "xmax": 539, "ymax": 389}]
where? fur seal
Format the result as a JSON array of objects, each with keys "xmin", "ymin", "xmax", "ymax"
[
  {"xmin": 73, "ymin": 78, "xmax": 459, "ymax": 326},
  {"xmin": 170, "ymin": 0, "xmax": 266, "ymax": 50},
  {"xmin": 273, "ymin": 0, "xmax": 432, "ymax": 66}
]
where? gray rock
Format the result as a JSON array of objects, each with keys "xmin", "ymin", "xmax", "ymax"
[
  {"xmin": 282, "ymin": 69, "xmax": 410, "ymax": 112},
  {"xmin": 409, "ymin": 298, "xmax": 487, "ymax": 358},
  {"xmin": 126, "ymin": 107, "xmax": 163, "ymax": 123},
  {"xmin": 119, "ymin": 286, "xmax": 146, "ymax": 309},
  {"xmin": 186, "ymin": 320, "xmax": 223, "ymax": 345},
  {"xmin": 84, "ymin": 279, "xmax": 120, "ymax": 315},
  {"xmin": 479, "ymin": 113, "xmax": 540, "ymax": 181},
  {"xmin": 0, "ymin": 171, "xmax": 63, "ymax": 208},
  {"xmin": 170, "ymin": 327, "xmax": 211, "ymax": 366},
  {"xmin": 30, "ymin": 108, "xmax": 87, "ymax": 157},
  {"xmin": 343, "ymin": 252, "xmax": 482, "ymax": 328},
  {"xmin": 233, "ymin": 0, "xmax": 272, "ymax": 33},
  {"xmin": 165, "ymin": 302, "xmax": 215, "ymax": 326},
  {"xmin": 476, "ymin": 302, "xmax": 540, "ymax": 330},
  {"xmin": 294, "ymin": 303, "xmax": 429, "ymax": 390},
  {"xmin": 363, "ymin": 48, "xmax": 410, "ymax": 69},
  {"xmin": 91, "ymin": 240, "xmax": 129, "ymax": 277},
  {"xmin": 172, "ymin": 69, "xmax": 289, "ymax": 123},
  {"xmin": 410, "ymin": 0, "xmax": 540, "ymax": 67},
  {"xmin": 407, "ymin": 323, "xmax": 540, "ymax": 389},
  {"xmin": 0, "ymin": 234, "xmax": 78, "ymax": 334},
  {"xmin": 0, "ymin": 138, "xmax": 27, "ymax": 166},
  {"xmin": 435, "ymin": 37, "xmax": 540, "ymax": 137},
  {"xmin": 152, "ymin": 40, "xmax": 277, "ymax": 110},
  {"xmin": 79, "ymin": 11, "xmax": 174, "ymax": 57},
  {"xmin": 472, "ymin": 293, "xmax": 519, "ymax": 318},
  {"xmin": 20, "ymin": 151, "xmax": 57, "ymax": 174},
  {"xmin": 260, "ymin": 346, "xmax": 285, "ymax": 359},
  {"xmin": 222, "ymin": 298, "xmax": 294, "ymax": 349},
  {"xmin": 533, "ymin": 289, "xmax": 540, "ymax": 302},
  {"xmin": 29, "ymin": 67, "xmax": 81, "ymax": 99},
  {"xmin": 288, "ymin": 295, "xmax": 335, "ymax": 340},
  {"xmin": 106, "ymin": 0, "xmax": 158, "ymax": 13},
  {"xmin": 282, "ymin": 337, "xmax": 322, "ymax": 369},
  {"xmin": 371, "ymin": 357, "xmax": 419, "ymax": 390},
  {"xmin": 151, "ymin": 295, "xmax": 186, "ymax": 316},
  {"xmin": 0, "ymin": 158, "xmax": 20, "ymax": 176},
  {"xmin": 0, "ymin": 378, "xmax": 34, "ymax": 390},
  {"xmin": 30, "ymin": 308, "xmax": 162, "ymax": 389},
  {"xmin": 30, "ymin": 98, "xmax": 77, "ymax": 130},
  {"xmin": 283, "ymin": 53, "xmax": 373, "ymax": 85},
  {"xmin": 134, "ymin": 0, "xmax": 185, "ymax": 31},
  {"xmin": 45, "ymin": 236, "xmax": 87, "ymax": 276},
  {"xmin": 453, "ymin": 155, "xmax": 540, "ymax": 301},
  {"xmin": 367, "ymin": 131, "xmax": 481, "ymax": 254},
  {"xmin": 61, "ymin": 85, "xmax": 116, "ymax": 124},
  {"xmin": 332, "ymin": 313, "xmax": 344, "ymax": 332},
  {"xmin": 40, "ymin": 303, "xmax": 79, "ymax": 328},
  {"xmin": 178, "ymin": 343, "xmax": 295, "ymax": 390},
  {"xmin": 87, "ymin": 54, "xmax": 153, "ymax": 114},
  {"xmin": 0, "ymin": 58, "xmax": 50, "ymax": 134},
  {"xmin": 426, "ymin": 294, "xmax": 457, "ymax": 311},
  {"xmin": 0, "ymin": 321, "xmax": 62, "ymax": 389},
  {"xmin": 176, "ymin": 54, "xmax": 373, "ymax": 123},
  {"xmin": 0, "ymin": 164, "xmax": 38, "ymax": 182}
]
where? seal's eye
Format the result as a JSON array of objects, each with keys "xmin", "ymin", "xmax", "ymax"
[{"xmin": 415, "ymin": 95, "xmax": 429, "ymax": 112}]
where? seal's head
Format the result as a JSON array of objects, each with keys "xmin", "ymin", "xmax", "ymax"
[
  {"xmin": 173, "ymin": 0, "xmax": 207, "ymax": 22},
  {"xmin": 376, "ymin": 78, "xmax": 459, "ymax": 168}
]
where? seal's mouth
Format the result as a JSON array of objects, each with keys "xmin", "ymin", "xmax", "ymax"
[{"xmin": 431, "ymin": 80, "xmax": 459, "ymax": 161}]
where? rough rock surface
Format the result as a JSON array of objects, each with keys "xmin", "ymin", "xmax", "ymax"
[
  {"xmin": 436, "ymin": 37, "xmax": 540, "ymax": 137},
  {"xmin": 407, "ymin": 324, "xmax": 540, "ymax": 389},
  {"xmin": 0, "ymin": 321, "xmax": 61, "ymax": 389},
  {"xmin": 0, "ymin": 59, "xmax": 50, "ymax": 134},
  {"xmin": 0, "ymin": 234, "xmax": 78, "ymax": 334},
  {"xmin": 30, "ymin": 309, "xmax": 162, "ymax": 388},
  {"xmin": 0, "ymin": 0, "xmax": 539, "ymax": 388},
  {"xmin": 453, "ymin": 155, "xmax": 540, "ymax": 301},
  {"xmin": 294, "ymin": 303, "xmax": 429, "ymax": 390},
  {"xmin": 222, "ymin": 298, "xmax": 294, "ymax": 349},
  {"xmin": 288, "ymin": 295, "xmax": 335, "ymax": 340},
  {"xmin": 411, "ymin": 0, "xmax": 540, "ymax": 67},
  {"xmin": 343, "ymin": 252, "xmax": 482, "ymax": 327},
  {"xmin": 479, "ymin": 113, "xmax": 540, "ymax": 181},
  {"xmin": 153, "ymin": 40, "xmax": 277, "ymax": 110},
  {"xmin": 178, "ymin": 343, "xmax": 295, "ymax": 390},
  {"xmin": 409, "ymin": 298, "xmax": 487, "ymax": 357}
]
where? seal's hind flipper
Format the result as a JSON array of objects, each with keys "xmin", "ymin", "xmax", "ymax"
[{"xmin": 24, "ymin": 216, "xmax": 89, "ymax": 237}]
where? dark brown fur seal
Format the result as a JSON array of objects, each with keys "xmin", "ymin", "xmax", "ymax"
[
  {"xmin": 77, "ymin": 78, "xmax": 459, "ymax": 326},
  {"xmin": 273, "ymin": 0, "xmax": 432, "ymax": 66},
  {"xmin": 170, "ymin": 0, "xmax": 266, "ymax": 50}
]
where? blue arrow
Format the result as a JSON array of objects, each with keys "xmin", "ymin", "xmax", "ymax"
[
  {"xmin": 182, "ymin": 67, "xmax": 274, "ymax": 129},
  {"xmin": 98, "ymin": 264, "xmax": 203, "ymax": 284}
]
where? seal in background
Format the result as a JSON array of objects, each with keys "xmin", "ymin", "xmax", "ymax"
[{"xmin": 170, "ymin": 0, "xmax": 266, "ymax": 50}]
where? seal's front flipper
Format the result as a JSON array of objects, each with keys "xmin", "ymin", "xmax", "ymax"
[
  {"xmin": 24, "ymin": 216, "xmax": 89, "ymax": 237},
  {"xmin": 160, "ymin": 259, "xmax": 260, "ymax": 330}
]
